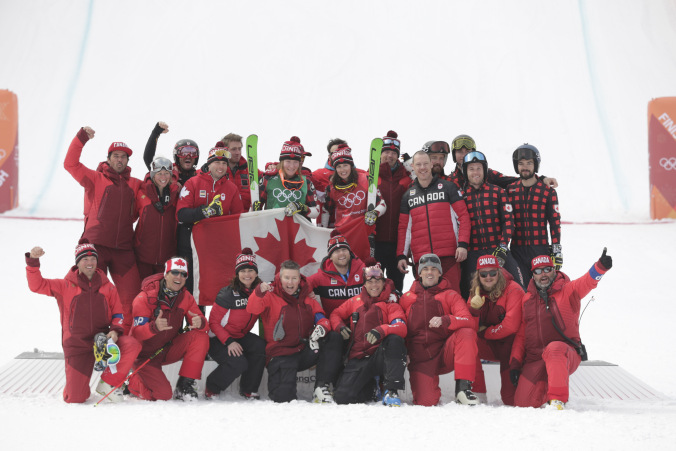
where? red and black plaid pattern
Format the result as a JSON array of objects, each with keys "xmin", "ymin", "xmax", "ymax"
[
  {"xmin": 507, "ymin": 179, "xmax": 561, "ymax": 246},
  {"xmin": 448, "ymin": 167, "xmax": 518, "ymax": 190},
  {"xmin": 464, "ymin": 182, "xmax": 514, "ymax": 251}
]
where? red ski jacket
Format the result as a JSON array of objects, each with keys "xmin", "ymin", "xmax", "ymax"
[
  {"xmin": 329, "ymin": 281, "xmax": 406, "ymax": 360},
  {"xmin": 64, "ymin": 128, "xmax": 142, "ymax": 250},
  {"xmin": 133, "ymin": 177, "xmax": 180, "ymax": 265},
  {"xmin": 307, "ymin": 256, "xmax": 366, "ymax": 317},
  {"xmin": 399, "ymin": 279, "xmax": 474, "ymax": 373},
  {"xmin": 324, "ymin": 172, "xmax": 386, "ymax": 228},
  {"xmin": 25, "ymin": 255, "xmax": 125, "ymax": 357},
  {"xmin": 130, "ymin": 274, "xmax": 208, "ymax": 358},
  {"xmin": 397, "ymin": 176, "xmax": 470, "ymax": 260},
  {"xmin": 208, "ymin": 286, "xmax": 259, "ymax": 345},
  {"xmin": 376, "ymin": 162, "xmax": 411, "ymax": 243},
  {"xmin": 176, "ymin": 170, "xmax": 244, "ymax": 223},
  {"xmin": 463, "ymin": 181, "xmax": 514, "ymax": 251},
  {"xmin": 506, "ymin": 178, "xmax": 561, "ymax": 247},
  {"xmin": 510, "ymin": 263, "xmax": 607, "ymax": 369},
  {"xmin": 226, "ymin": 157, "xmax": 256, "ymax": 211},
  {"xmin": 246, "ymin": 274, "xmax": 330, "ymax": 361},
  {"xmin": 467, "ymin": 280, "xmax": 523, "ymax": 341}
]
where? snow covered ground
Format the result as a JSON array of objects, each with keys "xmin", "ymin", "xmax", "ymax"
[{"xmin": 2, "ymin": 0, "xmax": 676, "ymax": 449}]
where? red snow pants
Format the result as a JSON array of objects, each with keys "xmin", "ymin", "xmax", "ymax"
[
  {"xmin": 127, "ymin": 330, "xmax": 209, "ymax": 401},
  {"xmin": 472, "ymin": 335, "xmax": 516, "ymax": 406},
  {"xmin": 63, "ymin": 335, "xmax": 141, "ymax": 403},
  {"xmin": 95, "ymin": 245, "xmax": 141, "ymax": 334},
  {"xmin": 408, "ymin": 328, "xmax": 477, "ymax": 406},
  {"xmin": 514, "ymin": 341, "xmax": 581, "ymax": 407}
]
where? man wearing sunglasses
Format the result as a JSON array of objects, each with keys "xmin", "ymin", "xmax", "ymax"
[
  {"xmin": 177, "ymin": 144, "xmax": 244, "ymax": 294},
  {"xmin": 142, "ymin": 121, "xmax": 200, "ymax": 187},
  {"xmin": 64, "ymin": 126, "xmax": 143, "ymax": 333},
  {"xmin": 128, "ymin": 257, "xmax": 209, "ymax": 401},
  {"xmin": 509, "ymin": 249, "xmax": 613, "ymax": 410},
  {"xmin": 397, "ymin": 151, "xmax": 470, "ymax": 293}
]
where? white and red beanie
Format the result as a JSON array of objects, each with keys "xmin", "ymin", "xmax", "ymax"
[
  {"xmin": 330, "ymin": 144, "xmax": 354, "ymax": 168},
  {"xmin": 204, "ymin": 141, "xmax": 231, "ymax": 167},
  {"xmin": 235, "ymin": 248, "xmax": 258, "ymax": 273},
  {"xmin": 382, "ymin": 130, "xmax": 401, "ymax": 156},
  {"xmin": 476, "ymin": 255, "xmax": 500, "ymax": 271},
  {"xmin": 108, "ymin": 142, "xmax": 133, "ymax": 157},
  {"xmin": 75, "ymin": 240, "xmax": 98, "ymax": 264},
  {"xmin": 531, "ymin": 255, "xmax": 554, "ymax": 271},
  {"xmin": 279, "ymin": 136, "xmax": 304, "ymax": 161},
  {"xmin": 165, "ymin": 257, "xmax": 189, "ymax": 276}
]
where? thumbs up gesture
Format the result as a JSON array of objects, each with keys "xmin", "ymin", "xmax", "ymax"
[
  {"xmin": 155, "ymin": 310, "xmax": 173, "ymax": 331},
  {"xmin": 470, "ymin": 286, "xmax": 486, "ymax": 309},
  {"xmin": 599, "ymin": 247, "xmax": 612, "ymax": 270},
  {"xmin": 188, "ymin": 310, "xmax": 203, "ymax": 330}
]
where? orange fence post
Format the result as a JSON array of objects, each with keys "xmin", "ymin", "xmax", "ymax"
[
  {"xmin": 0, "ymin": 89, "xmax": 19, "ymax": 213},
  {"xmin": 648, "ymin": 97, "xmax": 676, "ymax": 219}
]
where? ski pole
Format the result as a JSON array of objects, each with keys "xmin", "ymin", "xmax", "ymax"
[{"xmin": 94, "ymin": 326, "xmax": 188, "ymax": 406}]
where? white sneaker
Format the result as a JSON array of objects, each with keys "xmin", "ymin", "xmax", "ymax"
[
  {"xmin": 312, "ymin": 385, "xmax": 335, "ymax": 403},
  {"xmin": 96, "ymin": 379, "xmax": 124, "ymax": 403}
]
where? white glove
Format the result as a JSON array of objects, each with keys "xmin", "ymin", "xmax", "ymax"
[
  {"xmin": 364, "ymin": 210, "xmax": 378, "ymax": 226},
  {"xmin": 309, "ymin": 324, "xmax": 326, "ymax": 352}
]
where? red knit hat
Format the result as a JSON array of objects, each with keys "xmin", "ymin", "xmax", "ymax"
[
  {"xmin": 382, "ymin": 130, "xmax": 401, "ymax": 156},
  {"xmin": 165, "ymin": 257, "xmax": 189, "ymax": 276},
  {"xmin": 235, "ymin": 248, "xmax": 258, "ymax": 273},
  {"xmin": 476, "ymin": 255, "xmax": 500, "ymax": 270},
  {"xmin": 531, "ymin": 255, "xmax": 554, "ymax": 271},
  {"xmin": 327, "ymin": 229, "xmax": 352, "ymax": 257},
  {"xmin": 279, "ymin": 136, "xmax": 304, "ymax": 161},
  {"xmin": 330, "ymin": 144, "xmax": 354, "ymax": 168},
  {"xmin": 204, "ymin": 141, "xmax": 231, "ymax": 168},
  {"xmin": 108, "ymin": 142, "xmax": 132, "ymax": 157},
  {"xmin": 74, "ymin": 239, "xmax": 98, "ymax": 264}
]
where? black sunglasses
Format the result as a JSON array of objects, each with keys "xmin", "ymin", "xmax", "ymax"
[
  {"xmin": 169, "ymin": 270, "xmax": 188, "ymax": 278},
  {"xmin": 479, "ymin": 270, "xmax": 498, "ymax": 278}
]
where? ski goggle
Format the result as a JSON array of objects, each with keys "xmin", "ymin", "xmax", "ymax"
[
  {"xmin": 383, "ymin": 138, "xmax": 401, "ymax": 148},
  {"xmin": 169, "ymin": 269, "xmax": 188, "ymax": 278},
  {"xmin": 280, "ymin": 171, "xmax": 305, "ymax": 190},
  {"xmin": 463, "ymin": 151, "xmax": 487, "ymax": 164},
  {"xmin": 418, "ymin": 254, "xmax": 441, "ymax": 267},
  {"xmin": 328, "ymin": 234, "xmax": 348, "ymax": 248},
  {"xmin": 533, "ymin": 266, "xmax": 554, "ymax": 275},
  {"xmin": 424, "ymin": 141, "xmax": 450, "ymax": 154},
  {"xmin": 479, "ymin": 270, "xmax": 498, "ymax": 278},
  {"xmin": 452, "ymin": 136, "xmax": 476, "ymax": 151},
  {"xmin": 364, "ymin": 265, "xmax": 384, "ymax": 281},
  {"xmin": 176, "ymin": 145, "xmax": 198, "ymax": 158},
  {"xmin": 151, "ymin": 157, "xmax": 173, "ymax": 172}
]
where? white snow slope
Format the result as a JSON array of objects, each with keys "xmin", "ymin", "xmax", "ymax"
[{"xmin": 1, "ymin": 1, "xmax": 676, "ymax": 449}]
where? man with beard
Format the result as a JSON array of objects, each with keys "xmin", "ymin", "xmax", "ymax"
[
  {"xmin": 507, "ymin": 144, "xmax": 562, "ymax": 288},
  {"xmin": 397, "ymin": 151, "xmax": 470, "ymax": 293},
  {"xmin": 64, "ymin": 126, "xmax": 143, "ymax": 332},
  {"xmin": 221, "ymin": 133, "xmax": 257, "ymax": 211},
  {"xmin": 510, "ymin": 250, "xmax": 612, "ymax": 409},
  {"xmin": 446, "ymin": 135, "xmax": 558, "ymax": 190}
]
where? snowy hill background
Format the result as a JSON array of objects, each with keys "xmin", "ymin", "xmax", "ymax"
[{"xmin": 2, "ymin": 1, "xmax": 676, "ymax": 449}]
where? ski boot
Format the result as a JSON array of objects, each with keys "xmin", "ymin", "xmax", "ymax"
[
  {"xmin": 96, "ymin": 379, "xmax": 124, "ymax": 403},
  {"xmin": 455, "ymin": 379, "xmax": 480, "ymax": 405},
  {"xmin": 382, "ymin": 389, "xmax": 401, "ymax": 407},
  {"xmin": 312, "ymin": 384, "xmax": 335, "ymax": 403},
  {"xmin": 174, "ymin": 376, "xmax": 198, "ymax": 401}
]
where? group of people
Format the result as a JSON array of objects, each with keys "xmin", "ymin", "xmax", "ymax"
[{"xmin": 24, "ymin": 123, "xmax": 613, "ymax": 409}]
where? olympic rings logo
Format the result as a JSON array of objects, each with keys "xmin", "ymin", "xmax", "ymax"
[
  {"xmin": 660, "ymin": 157, "xmax": 676, "ymax": 171},
  {"xmin": 272, "ymin": 187, "xmax": 302, "ymax": 203},
  {"xmin": 337, "ymin": 190, "xmax": 365, "ymax": 208}
]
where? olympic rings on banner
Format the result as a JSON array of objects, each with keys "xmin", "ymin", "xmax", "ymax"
[
  {"xmin": 660, "ymin": 157, "xmax": 676, "ymax": 171},
  {"xmin": 337, "ymin": 190, "xmax": 366, "ymax": 208}
]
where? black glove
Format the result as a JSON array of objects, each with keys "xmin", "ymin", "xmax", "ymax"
[
  {"xmin": 365, "ymin": 328, "xmax": 381, "ymax": 345},
  {"xmin": 550, "ymin": 244, "xmax": 563, "ymax": 270},
  {"xmin": 252, "ymin": 200, "xmax": 263, "ymax": 211},
  {"xmin": 340, "ymin": 326, "xmax": 351, "ymax": 340},
  {"xmin": 599, "ymin": 247, "xmax": 612, "ymax": 270},
  {"xmin": 510, "ymin": 369, "xmax": 520, "ymax": 388},
  {"xmin": 492, "ymin": 244, "xmax": 508, "ymax": 267}
]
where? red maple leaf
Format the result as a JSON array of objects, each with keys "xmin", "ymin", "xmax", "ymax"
[{"xmin": 254, "ymin": 217, "xmax": 318, "ymax": 271}]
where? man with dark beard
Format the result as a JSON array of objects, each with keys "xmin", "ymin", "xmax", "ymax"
[
  {"xmin": 506, "ymin": 144, "xmax": 562, "ymax": 287},
  {"xmin": 509, "ymin": 250, "xmax": 612, "ymax": 410}
]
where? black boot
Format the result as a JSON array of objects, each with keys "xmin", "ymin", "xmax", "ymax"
[
  {"xmin": 455, "ymin": 379, "xmax": 479, "ymax": 406},
  {"xmin": 174, "ymin": 376, "xmax": 198, "ymax": 401}
]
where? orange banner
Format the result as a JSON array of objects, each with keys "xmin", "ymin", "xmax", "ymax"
[
  {"xmin": 0, "ymin": 90, "xmax": 19, "ymax": 213},
  {"xmin": 648, "ymin": 97, "xmax": 676, "ymax": 219}
]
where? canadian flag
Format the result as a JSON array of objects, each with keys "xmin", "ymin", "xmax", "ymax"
[{"xmin": 191, "ymin": 209, "xmax": 332, "ymax": 306}]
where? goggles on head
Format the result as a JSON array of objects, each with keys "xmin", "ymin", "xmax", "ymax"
[
  {"xmin": 463, "ymin": 151, "xmax": 487, "ymax": 164},
  {"xmin": 419, "ymin": 254, "xmax": 441, "ymax": 267},
  {"xmin": 424, "ymin": 141, "xmax": 450, "ymax": 154},
  {"xmin": 452, "ymin": 136, "xmax": 476, "ymax": 151},
  {"xmin": 383, "ymin": 138, "xmax": 401, "ymax": 148},
  {"xmin": 328, "ymin": 234, "xmax": 348, "ymax": 248},
  {"xmin": 151, "ymin": 157, "xmax": 173, "ymax": 173},
  {"xmin": 364, "ymin": 265, "xmax": 384, "ymax": 281},
  {"xmin": 176, "ymin": 145, "xmax": 199, "ymax": 158}
]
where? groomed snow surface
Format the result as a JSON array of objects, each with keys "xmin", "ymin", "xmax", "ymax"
[{"xmin": 2, "ymin": 0, "xmax": 676, "ymax": 449}]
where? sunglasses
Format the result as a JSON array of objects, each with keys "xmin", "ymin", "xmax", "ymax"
[
  {"xmin": 169, "ymin": 270, "xmax": 188, "ymax": 278},
  {"xmin": 383, "ymin": 138, "xmax": 401, "ymax": 148},
  {"xmin": 533, "ymin": 266, "xmax": 554, "ymax": 275},
  {"xmin": 452, "ymin": 137, "xmax": 476, "ymax": 151},
  {"xmin": 151, "ymin": 157, "xmax": 173, "ymax": 173},
  {"xmin": 176, "ymin": 146, "xmax": 198, "ymax": 158},
  {"xmin": 479, "ymin": 270, "xmax": 498, "ymax": 278}
]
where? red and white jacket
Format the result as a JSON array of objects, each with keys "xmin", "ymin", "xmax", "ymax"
[
  {"xmin": 64, "ymin": 128, "xmax": 143, "ymax": 250},
  {"xmin": 25, "ymin": 255, "xmax": 125, "ymax": 357},
  {"xmin": 376, "ymin": 162, "xmax": 411, "ymax": 243},
  {"xmin": 307, "ymin": 255, "xmax": 366, "ymax": 317},
  {"xmin": 322, "ymin": 172, "xmax": 386, "ymax": 228},
  {"xmin": 176, "ymin": 170, "xmax": 244, "ymax": 223},
  {"xmin": 397, "ymin": 176, "xmax": 470, "ymax": 261},
  {"xmin": 330, "ymin": 281, "xmax": 406, "ymax": 360}
]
